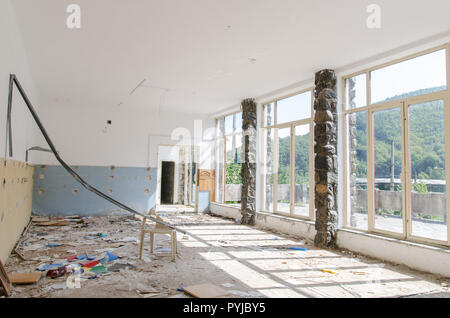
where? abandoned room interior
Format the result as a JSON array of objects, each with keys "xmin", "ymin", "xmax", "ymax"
[{"xmin": 1, "ymin": 0, "xmax": 450, "ymax": 300}]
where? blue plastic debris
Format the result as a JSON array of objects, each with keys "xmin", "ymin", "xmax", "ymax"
[
  {"xmin": 289, "ymin": 247, "xmax": 308, "ymax": 251},
  {"xmin": 47, "ymin": 243, "xmax": 62, "ymax": 248},
  {"xmin": 73, "ymin": 268, "xmax": 84, "ymax": 275},
  {"xmin": 177, "ymin": 286, "xmax": 184, "ymax": 292},
  {"xmin": 99, "ymin": 251, "xmax": 119, "ymax": 263},
  {"xmin": 76, "ymin": 254, "xmax": 96, "ymax": 260},
  {"xmin": 38, "ymin": 263, "xmax": 63, "ymax": 271},
  {"xmin": 235, "ymin": 219, "xmax": 241, "ymax": 224},
  {"xmin": 83, "ymin": 233, "xmax": 108, "ymax": 239},
  {"xmin": 155, "ymin": 247, "xmax": 172, "ymax": 253}
]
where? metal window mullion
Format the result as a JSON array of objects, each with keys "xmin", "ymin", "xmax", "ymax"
[
  {"xmin": 273, "ymin": 100, "xmax": 278, "ymax": 213},
  {"xmin": 223, "ymin": 136, "xmax": 227, "ymax": 203},
  {"xmin": 290, "ymin": 124, "xmax": 295, "ymax": 216},
  {"xmin": 342, "ymin": 112, "xmax": 349, "ymax": 227},
  {"xmin": 309, "ymin": 120, "xmax": 315, "ymax": 220},
  {"xmin": 402, "ymin": 101, "xmax": 412, "ymax": 240},
  {"xmin": 367, "ymin": 108, "xmax": 375, "ymax": 232},
  {"xmin": 446, "ymin": 44, "xmax": 450, "ymax": 245}
]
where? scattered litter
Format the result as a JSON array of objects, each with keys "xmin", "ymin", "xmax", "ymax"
[
  {"xmin": 235, "ymin": 219, "xmax": 241, "ymax": 224},
  {"xmin": 229, "ymin": 290, "xmax": 262, "ymax": 297},
  {"xmin": 108, "ymin": 243, "xmax": 125, "ymax": 248},
  {"xmin": 182, "ymin": 283, "xmax": 230, "ymax": 298},
  {"xmin": 83, "ymin": 233, "xmax": 108, "ymax": 239},
  {"xmin": 221, "ymin": 283, "xmax": 234, "ymax": 288},
  {"xmin": 350, "ymin": 271, "xmax": 366, "ymax": 275},
  {"xmin": 46, "ymin": 283, "xmax": 67, "ymax": 291},
  {"xmin": 136, "ymin": 287, "xmax": 159, "ymax": 297},
  {"xmin": 289, "ymin": 246, "xmax": 308, "ymax": 251},
  {"xmin": 47, "ymin": 243, "xmax": 62, "ymax": 248},
  {"xmin": 90, "ymin": 265, "xmax": 109, "ymax": 275},
  {"xmin": 81, "ymin": 271, "xmax": 98, "ymax": 280},
  {"xmin": 120, "ymin": 237, "xmax": 139, "ymax": 243},
  {"xmin": 99, "ymin": 251, "xmax": 119, "ymax": 263},
  {"xmin": 80, "ymin": 260, "xmax": 99, "ymax": 268},
  {"xmin": 320, "ymin": 268, "xmax": 340, "ymax": 274},
  {"xmin": 141, "ymin": 256, "xmax": 152, "ymax": 263},
  {"xmin": 37, "ymin": 264, "xmax": 63, "ymax": 271},
  {"xmin": 22, "ymin": 243, "xmax": 45, "ymax": 251},
  {"xmin": 108, "ymin": 263, "xmax": 135, "ymax": 272},
  {"xmin": 155, "ymin": 247, "xmax": 172, "ymax": 253},
  {"xmin": 34, "ymin": 220, "xmax": 69, "ymax": 227},
  {"xmin": 46, "ymin": 266, "xmax": 67, "ymax": 279},
  {"xmin": 75, "ymin": 254, "xmax": 96, "ymax": 261},
  {"xmin": 9, "ymin": 272, "xmax": 42, "ymax": 285}
]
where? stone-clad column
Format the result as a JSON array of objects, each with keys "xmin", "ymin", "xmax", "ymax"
[
  {"xmin": 241, "ymin": 98, "xmax": 257, "ymax": 225},
  {"xmin": 314, "ymin": 70, "xmax": 338, "ymax": 248}
]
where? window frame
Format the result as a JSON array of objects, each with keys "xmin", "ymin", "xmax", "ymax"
[
  {"xmin": 260, "ymin": 88, "xmax": 315, "ymax": 220},
  {"xmin": 342, "ymin": 43, "xmax": 450, "ymax": 247}
]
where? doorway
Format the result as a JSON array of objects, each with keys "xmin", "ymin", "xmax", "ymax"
[{"xmin": 160, "ymin": 161, "xmax": 175, "ymax": 204}]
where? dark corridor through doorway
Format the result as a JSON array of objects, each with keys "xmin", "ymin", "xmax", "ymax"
[{"xmin": 161, "ymin": 161, "xmax": 175, "ymax": 204}]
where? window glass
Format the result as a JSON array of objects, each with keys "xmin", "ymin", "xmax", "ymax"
[
  {"xmin": 293, "ymin": 124, "xmax": 310, "ymax": 217},
  {"xmin": 263, "ymin": 128, "xmax": 275, "ymax": 212},
  {"xmin": 225, "ymin": 115, "xmax": 234, "ymax": 135},
  {"xmin": 216, "ymin": 118, "xmax": 224, "ymax": 138},
  {"xmin": 215, "ymin": 139, "xmax": 224, "ymax": 203},
  {"xmin": 234, "ymin": 112, "xmax": 242, "ymax": 133},
  {"xmin": 263, "ymin": 103, "xmax": 275, "ymax": 127},
  {"xmin": 371, "ymin": 49, "xmax": 447, "ymax": 104},
  {"xmin": 277, "ymin": 127, "xmax": 291, "ymax": 213},
  {"xmin": 277, "ymin": 91, "xmax": 311, "ymax": 125},
  {"xmin": 225, "ymin": 135, "xmax": 242, "ymax": 204},
  {"xmin": 409, "ymin": 100, "xmax": 447, "ymax": 241},
  {"xmin": 348, "ymin": 111, "xmax": 368, "ymax": 230},
  {"xmin": 373, "ymin": 108, "xmax": 403, "ymax": 234},
  {"xmin": 346, "ymin": 74, "xmax": 367, "ymax": 109}
]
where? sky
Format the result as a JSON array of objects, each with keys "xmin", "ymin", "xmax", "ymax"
[{"xmin": 350, "ymin": 49, "xmax": 447, "ymax": 107}]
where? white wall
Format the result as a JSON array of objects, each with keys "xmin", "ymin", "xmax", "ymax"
[
  {"xmin": 0, "ymin": 0, "xmax": 39, "ymax": 162},
  {"xmin": 28, "ymin": 101, "xmax": 215, "ymax": 169}
]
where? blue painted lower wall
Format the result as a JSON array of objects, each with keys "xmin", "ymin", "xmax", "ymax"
[{"xmin": 32, "ymin": 165, "xmax": 157, "ymax": 216}]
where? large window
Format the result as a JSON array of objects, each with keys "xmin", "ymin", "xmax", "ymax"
[
  {"xmin": 343, "ymin": 45, "xmax": 450, "ymax": 246},
  {"xmin": 215, "ymin": 111, "xmax": 243, "ymax": 205},
  {"xmin": 261, "ymin": 89, "xmax": 314, "ymax": 219}
]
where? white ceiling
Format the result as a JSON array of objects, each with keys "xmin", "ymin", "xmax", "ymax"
[{"xmin": 12, "ymin": 0, "xmax": 450, "ymax": 114}]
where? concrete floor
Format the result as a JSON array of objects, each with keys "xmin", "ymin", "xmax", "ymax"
[{"xmin": 4, "ymin": 213, "xmax": 449, "ymax": 298}]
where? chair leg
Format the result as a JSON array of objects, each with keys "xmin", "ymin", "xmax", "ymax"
[
  {"xmin": 150, "ymin": 233, "xmax": 154, "ymax": 254},
  {"xmin": 139, "ymin": 231, "xmax": 145, "ymax": 260},
  {"xmin": 174, "ymin": 231, "xmax": 177, "ymax": 254},
  {"xmin": 171, "ymin": 231, "xmax": 176, "ymax": 262}
]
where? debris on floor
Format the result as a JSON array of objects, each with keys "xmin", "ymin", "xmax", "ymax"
[
  {"xmin": 182, "ymin": 283, "xmax": 230, "ymax": 298},
  {"xmin": 3, "ymin": 213, "xmax": 449, "ymax": 298},
  {"xmin": 9, "ymin": 272, "xmax": 42, "ymax": 285}
]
